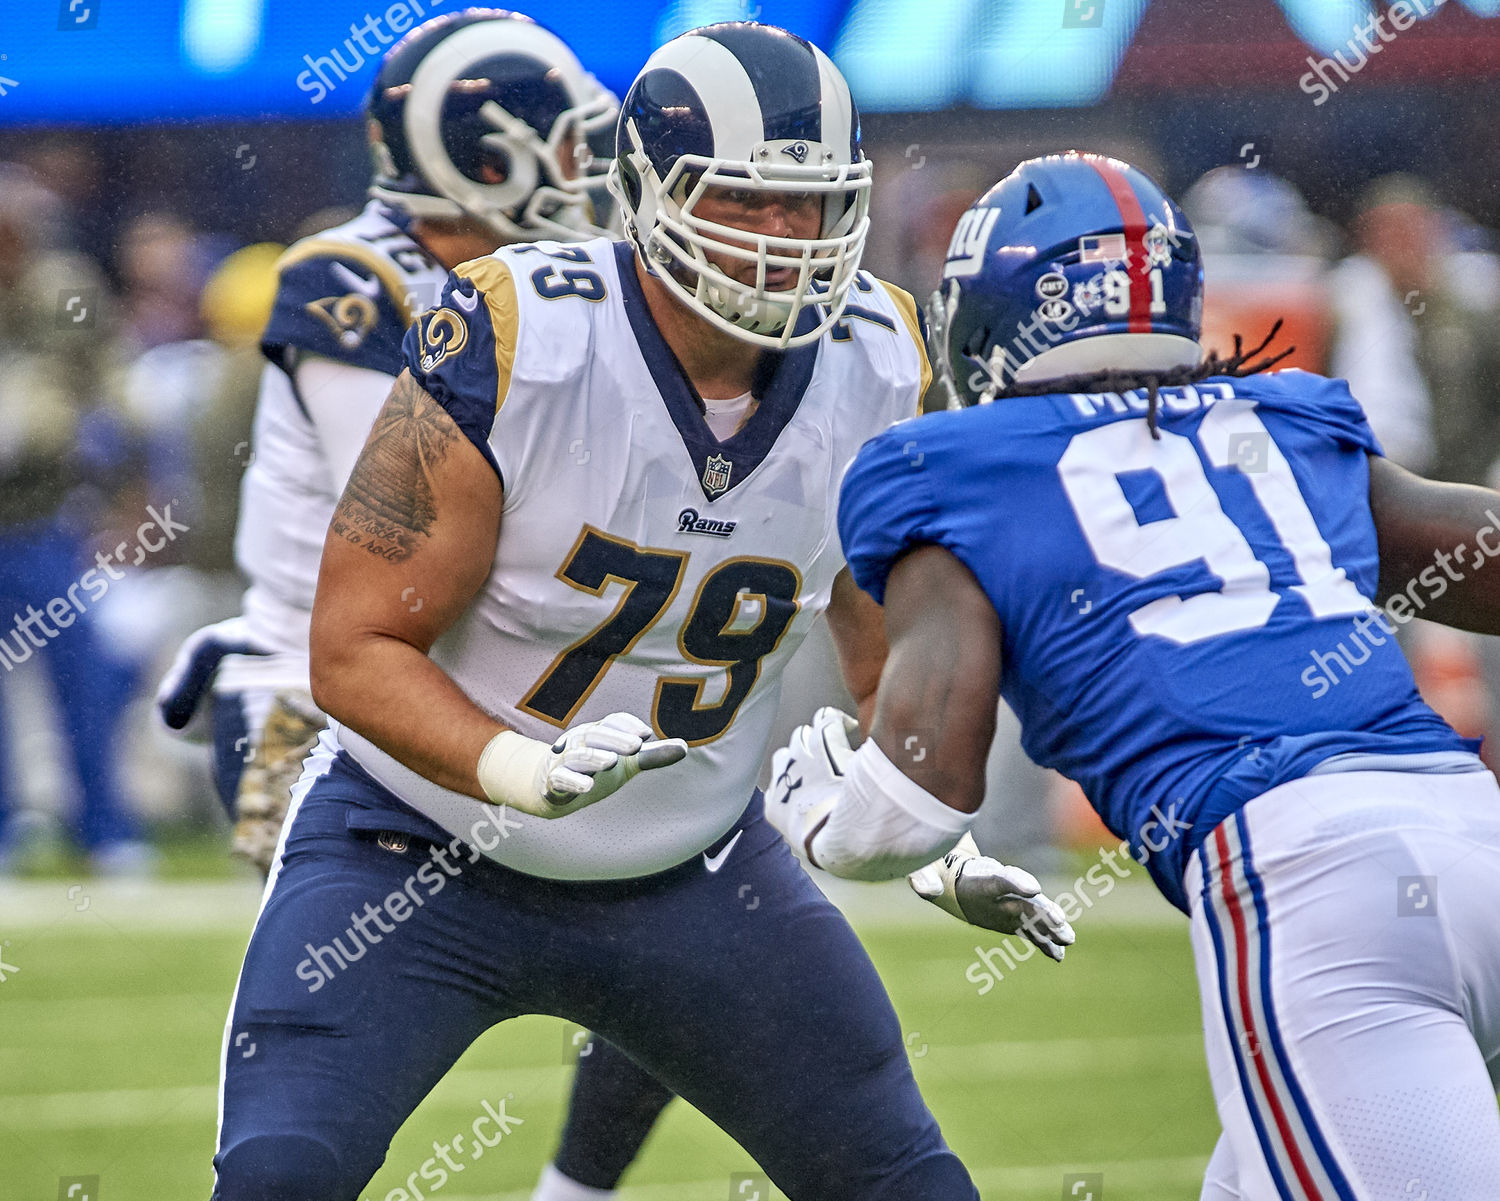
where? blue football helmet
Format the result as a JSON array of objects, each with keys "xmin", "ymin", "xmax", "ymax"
[
  {"xmin": 930, "ymin": 152, "xmax": 1204, "ymax": 407},
  {"xmin": 367, "ymin": 9, "xmax": 617, "ymax": 243},
  {"xmin": 612, "ymin": 22, "xmax": 873, "ymax": 349}
]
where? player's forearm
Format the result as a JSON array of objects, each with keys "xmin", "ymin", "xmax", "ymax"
[
  {"xmin": 868, "ymin": 547, "xmax": 1001, "ymax": 814},
  {"xmin": 868, "ymin": 660, "xmax": 993, "ymax": 814},
  {"xmin": 310, "ymin": 629, "xmax": 501, "ymax": 799},
  {"xmin": 310, "ymin": 369, "xmax": 510, "ymax": 796},
  {"xmin": 826, "ymin": 569, "xmax": 885, "ymax": 733},
  {"xmin": 1369, "ymin": 457, "xmax": 1500, "ymax": 634}
]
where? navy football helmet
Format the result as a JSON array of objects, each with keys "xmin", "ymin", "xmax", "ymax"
[
  {"xmin": 612, "ymin": 22, "xmax": 873, "ymax": 348},
  {"xmin": 367, "ymin": 10, "xmax": 617, "ymax": 243},
  {"xmin": 930, "ymin": 153, "xmax": 1204, "ymax": 407}
]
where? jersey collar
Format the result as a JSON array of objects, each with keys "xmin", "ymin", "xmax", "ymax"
[{"xmin": 612, "ymin": 241, "xmax": 819, "ymax": 503}]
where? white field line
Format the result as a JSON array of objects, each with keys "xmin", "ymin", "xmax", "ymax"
[
  {"xmin": 425, "ymin": 1154, "xmax": 1211, "ymax": 1201},
  {"xmin": 0, "ymin": 875, "xmax": 1180, "ymax": 933},
  {"xmin": 0, "ymin": 992, "xmax": 229, "ymax": 1024},
  {"xmin": 0, "ymin": 1033, "xmax": 1203, "ymax": 1129},
  {"xmin": 0, "ymin": 881, "xmax": 263, "ymax": 930}
]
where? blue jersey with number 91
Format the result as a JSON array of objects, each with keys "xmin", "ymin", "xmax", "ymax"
[{"xmin": 839, "ymin": 370, "xmax": 1474, "ymax": 911}]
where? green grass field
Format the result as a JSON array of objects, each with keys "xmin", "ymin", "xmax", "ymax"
[{"xmin": 0, "ymin": 841, "xmax": 1218, "ymax": 1200}]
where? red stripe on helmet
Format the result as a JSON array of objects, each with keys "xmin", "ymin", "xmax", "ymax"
[{"xmin": 1086, "ymin": 158, "xmax": 1152, "ymax": 334}]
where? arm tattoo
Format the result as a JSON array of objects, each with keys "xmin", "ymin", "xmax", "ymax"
[{"xmin": 331, "ymin": 372, "xmax": 460, "ymax": 563}]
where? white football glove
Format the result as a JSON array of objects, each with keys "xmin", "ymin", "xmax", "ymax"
[
  {"xmin": 478, "ymin": 713, "xmax": 687, "ymax": 819},
  {"xmin": 909, "ymin": 833, "xmax": 1076, "ymax": 961},
  {"xmin": 764, "ymin": 706, "xmax": 858, "ymax": 856}
]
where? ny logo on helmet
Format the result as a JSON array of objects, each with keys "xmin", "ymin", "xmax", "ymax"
[
  {"xmin": 418, "ymin": 308, "xmax": 469, "ymax": 372},
  {"xmin": 943, "ymin": 207, "xmax": 1001, "ymax": 279}
]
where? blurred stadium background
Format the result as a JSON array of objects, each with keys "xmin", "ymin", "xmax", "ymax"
[{"xmin": 2, "ymin": 1, "xmax": 1499, "ymax": 1197}]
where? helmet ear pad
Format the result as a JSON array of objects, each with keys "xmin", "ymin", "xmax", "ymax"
[
  {"xmin": 613, "ymin": 134, "xmax": 708, "ymax": 292},
  {"xmin": 615, "ymin": 154, "xmax": 643, "ymax": 216},
  {"xmin": 610, "ymin": 133, "xmax": 658, "ymax": 241}
]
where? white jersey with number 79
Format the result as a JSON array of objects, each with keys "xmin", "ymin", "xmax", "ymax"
[{"xmin": 333, "ymin": 237, "xmax": 929, "ymax": 880}]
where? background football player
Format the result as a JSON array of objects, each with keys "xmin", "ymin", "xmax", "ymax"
[
  {"xmin": 773, "ymin": 152, "xmax": 1500, "ymax": 1199},
  {"xmin": 155, "ymin": 8, "xmax": 617, "ymax": 874}
]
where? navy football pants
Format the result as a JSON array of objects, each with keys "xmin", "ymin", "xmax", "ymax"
[
  {"xmin": 212, "ymin": 756, "xmax": 975, "ymax": 1200},
  {"xmin": 553, "ymin": 1037, "xmax": 675, "ymax": 1188}
]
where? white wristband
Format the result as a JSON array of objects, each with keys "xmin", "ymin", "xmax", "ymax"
[
  {"xmin": 809, "ymin": 739, "xmax": 973, "ymax": 881},
  {"xmin": 476, "ymin": 729, "xmax": 552, "ymax": 810}
]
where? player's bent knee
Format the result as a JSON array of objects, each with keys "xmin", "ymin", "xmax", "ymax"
[
  {"xmin": 865, "ymin": 1149, "xmax": 979, "ymax": 1201},
  {"xmin": 213, "ymin": 1133, "xmax": 349, "ymax": 1201}
]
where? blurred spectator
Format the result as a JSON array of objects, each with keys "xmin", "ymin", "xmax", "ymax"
[
  {"xmin": 116, "ymin": 212, "xmax": 217, "ymax": 352},
  {"xmin": 1327, "ymin": 176, "xmax": 1500, "ymax": 765},
  {"xmin": 91, "ymin": 241, "xmax": 283, "ymax": 837},
  {"xmin": 894, "ymin": 185, "xmax": 985, "ymax": 305},
  {"xmin": 19, "ymin": 134, "xmax": 114, "ymax": 270},
  {"xmin": 117, "ymin": 241, "xmax": 281, "ymax": 574},
  {"xmin": 1329, "ymin": 176, "xmax": 1435, "ymax": 470},
  {"xmin": 195, "ymin": 242, "xmax": 284, "ymax": 568},
  {"xmin": 862, "ymin": 151, "xmax": 989, "ymax": 303},
  {"xmin": 0, "ymin": 164, "xmax": 150, "ymax": 874},
  {"xmin": 1418, "ymin": 202, "xmax": 1500, "ymax": 488},
  {"xmin": 1327, "ymin": 175, "xmax": 1500, "ymax": 478},
  {"xmin": 1181, "ymin": 167, "xmax": 1337, "ymax": 372}
]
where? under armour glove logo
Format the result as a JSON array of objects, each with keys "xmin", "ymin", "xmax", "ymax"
[{"xmin": 774, "ymin": 763, "xmax": 802, "ymax": 803}]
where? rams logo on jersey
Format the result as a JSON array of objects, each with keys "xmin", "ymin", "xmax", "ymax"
[
  {"xmin": 305, "ymin": 293, "xmax": 379, "ymax": 350},
  {"xmin": 418, "ymin": 307, "xmax": 469, "ymax": 373}
]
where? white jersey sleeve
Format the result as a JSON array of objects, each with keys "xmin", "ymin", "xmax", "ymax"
[{"xmin": 298, "ymin": 355, "xmax": 394, "ymax": 494}]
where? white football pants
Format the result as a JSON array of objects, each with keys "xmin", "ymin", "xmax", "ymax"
[{"xmin": 1187, "ymin": 769, "xmax": 1500, "ymax": 1200}]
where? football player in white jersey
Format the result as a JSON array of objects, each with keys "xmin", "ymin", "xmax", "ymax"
[
  {"xmin": 205, "ymin": 23, "xmax": 1077, "ymax": 1201},
  {"xmin": 156, "ymin": 9, "xmax": 617, "ymax": 873}
]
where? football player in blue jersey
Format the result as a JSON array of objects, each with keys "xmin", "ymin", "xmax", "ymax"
[
  {"xmin": 155, "ymin": 9, "xmax": 617, "ymax": 874},
  {"xmin": 767, "ymin": 151, "xmax": 1500, "ymax": 1200}
]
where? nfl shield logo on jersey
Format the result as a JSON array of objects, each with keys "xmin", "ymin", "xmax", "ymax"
[{"xmin": 702, "ymin": 453, "xmax": 733, "ymax": 496}]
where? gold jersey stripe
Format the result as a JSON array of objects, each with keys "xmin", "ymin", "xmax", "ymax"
[
  {"xmin": 275, "ymin": 238, "xmax": 416, "ymax": 328},
  {"xmin": 875, "ymin": 278, "xmax": 933, "ymax": 415},
  {"xmin": 454, "ymin": 256, "xmax": 520, "ymax": 414}
]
